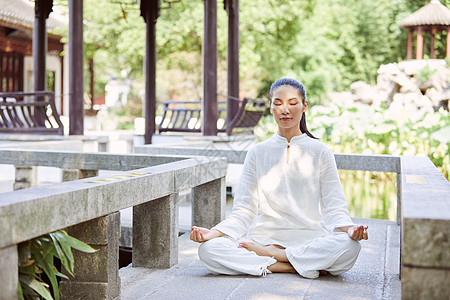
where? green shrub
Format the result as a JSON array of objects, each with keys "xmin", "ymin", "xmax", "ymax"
[{"xmin": 18, "ymin": 230, "xmax": 97, "ymax": 300}]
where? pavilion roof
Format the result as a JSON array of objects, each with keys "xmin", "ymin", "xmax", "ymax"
[
  {"xmin": 0, "ymin": 0, "xmax": 66, "ymax": 33},
  {"xmin": 400, "ymin": 0, "xmax": 450, "ymax": 28}
]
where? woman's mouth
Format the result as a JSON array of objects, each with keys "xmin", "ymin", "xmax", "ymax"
[{"xmin": 281, "ymin": 117, "xmax": 292, "ymax": 121}]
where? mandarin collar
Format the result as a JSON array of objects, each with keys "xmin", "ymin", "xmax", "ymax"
[{"xmin": 272, "ymin": 132, "xmax": 308, "ymax": 146}]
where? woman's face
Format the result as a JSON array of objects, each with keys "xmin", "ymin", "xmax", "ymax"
[{"xmin": 270, "ymin": 85, "xmax": 308, "ymax": 131}]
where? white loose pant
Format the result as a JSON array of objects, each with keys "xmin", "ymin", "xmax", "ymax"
[{"xmin": 198, "ymin": 232, "xmax": 361, "ymax": 279}]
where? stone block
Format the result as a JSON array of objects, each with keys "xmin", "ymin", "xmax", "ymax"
[
  {"xmin": 14, "ymin": 166, "xmax": 37, "ymax": 190},
  {"xmin": 402, "ymin": 218, "xmax": 450, "ymax": 268},
  {"xmin": 59, "ymin": 282, "xmax": 108, "ymax": 300},
  {"xmin": 62, "ymin": 169, "xmax": 79, "ymax": 182},
  {"xmin": 61, "ymin": 212, "xmax": 120, "ymax": 299},
  {"xmin": 402, "ymin": 267, "xmax": 450, "ymax": 300},
  {"xmin": 79, "ymin": 169, "xmax": 99, "ymax": 179},
  {"xmin": 0, "ymin": 245, "xmax": 18, "ymax": 300},
  {"xmin": 133, "ymin": 193, "xmax": 178, "ymax": 268},
  {"xmin": 191, "ymin": 177, "xmax": 226, "ymax": 229},
  {"xmin": 66, "ymin": 212, "xmax": 120, "ymax": 245}
]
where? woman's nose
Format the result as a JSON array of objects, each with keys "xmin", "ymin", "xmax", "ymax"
[{"xmin": 281, "ymin": 105, "xmax": 289, "ymax": 113}]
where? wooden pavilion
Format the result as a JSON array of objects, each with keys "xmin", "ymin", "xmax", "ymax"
[
  {"xmin": 400, "ymin": 0, "xmax": 450, "ymax": 60},
  {"xmin": 0, "ymin": 0, "xmax": 65, "ymax": 99},
  {"xmin": 12, "ymin": 0, "xmax": 240, "ymax": 143}
]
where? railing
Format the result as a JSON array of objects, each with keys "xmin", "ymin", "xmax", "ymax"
[
  {"xmin": 0, "ymin": 91, "xmax": 64, "ymax": 135},
  {"xmin": 134, "ymin": 145, "xmax": 450, "ymax": 299},
  {"xmin": 0, "ymin": 149, "xmax": 227, "ymax": 299},
  {"xmin": 135, "ymin": 146, "xmax": 402, "ymax": 222}
]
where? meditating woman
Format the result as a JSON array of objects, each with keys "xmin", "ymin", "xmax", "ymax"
[{"xmin": 190, "ymin": 78, "xmax": 368, "ymax": 278}]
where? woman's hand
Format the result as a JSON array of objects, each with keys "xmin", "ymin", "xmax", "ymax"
[
  {"xmin": 190, "ymin": 226, "xmax": 223, "ymax": 243},
  {"xmin": 346, "ymin": 225, "xmax": 368, "ymax": 241}
]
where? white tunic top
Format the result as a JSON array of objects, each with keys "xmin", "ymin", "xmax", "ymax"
[{"xmin": 213, "ymin": 132, "xmax": 355, "ymax": 248}]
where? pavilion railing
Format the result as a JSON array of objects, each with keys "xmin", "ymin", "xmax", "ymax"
[{"xmin": 0, "ymin": 149, "xmax": 227, "ymax": 299}]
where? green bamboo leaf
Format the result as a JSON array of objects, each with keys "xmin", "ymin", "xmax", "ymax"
[
  {"xmin": 31, "ymin": 246, "xmax": 59, "ymax": 300},
  {"xmin": 18, "ymin": 274, "xmax": 37, "ymax": 298},
  {"xmin": 63, "ymin": 234, "xmax": 98, "ymax": 253},
  {"xmin": 53, "ymin": 268, "xmax": 69, "ymax": 279},
  {"xmin": 52, "ymin": 231, "xmax": 75, "ymax": 272},
  {"xmin": 25, "ymin": 277, "xmax": 53, "ymax": 300},
  {"xmin": 17, "ymin": 280, "xmax": 24, "ymax": 300},
  {"xmin": 49, "ymin": 234, "xmax": 70, "ymax": 275}
]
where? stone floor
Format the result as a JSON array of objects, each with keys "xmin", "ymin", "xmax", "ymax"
[{"xmin": 120, "ymin": 217, "xmax": 401, "ymax": 300}]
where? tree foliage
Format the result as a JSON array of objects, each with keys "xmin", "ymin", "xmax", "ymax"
[{"xmin": 55, "ymin": 0, "xmax": 450, "ymax": 103}]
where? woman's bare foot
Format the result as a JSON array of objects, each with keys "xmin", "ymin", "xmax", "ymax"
[
  {"xmin": 319, "ymin": 270, "xmax": 330, "ymax": 276},
  {"xmin": 268, "ymin": 261, "xmax": 297, "ymax": 273},
  {"xmin": 238, "ymin": 242, "xmax": 289, "ymax": 262}
]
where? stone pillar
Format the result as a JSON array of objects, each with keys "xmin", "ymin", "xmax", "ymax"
[
  {"xmin": 132, "ymin": 193, "xmax": 179, "ymax": 268},
  {"xmin": 79, "ymin": 169, "xmax": 99, "ymax": 179},
  {"xmin": 60, "ymin": 212, "xmax": 120, "ymax": 300},
  {"xmin": 416, "ymin": 26, "xmax": 423, "ymax": 60},
  {"xmin": 407, "ymin": 30, "xmax": 413, "ymax": 60},
  {"xmin": 14, "ymin": 166, "xmax": 37, "ymax": 190},
  {"xmin": 191, "ymin": 177, "xmax": 226, "ymax": 229},
  {"xmin": 62, "ymin": 168, "xmax": 79, "ymax": 182},
  {"xmin": 62, "ymin": 169, "xmax": 98, "ymax": 182},
  {"xmin": 0, "ymin": 245, "xmax": 18, "ymax": 299}
]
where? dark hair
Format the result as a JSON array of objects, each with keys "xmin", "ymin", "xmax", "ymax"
[{"xmin": 269, "ymin": 78, "xmax": 317, "ymax": 139}]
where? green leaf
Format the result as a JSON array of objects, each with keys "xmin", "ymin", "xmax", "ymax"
[
  {"xmin": 49, "ymin": 233, "xmax": 70, "ymax": 275},
  {"xmin": 52, "ymin": 232, "xmax": 75, "ymax": 272},
  {"xmin": 31, "ymin": 246, "xmax": 59, "ymax": 300},
  {"xmin": 17, "ymin": 280, "xmax": 24, "ymax": 300},
  {"xmin": 21, "ymin": 276, "xmax": 53, "ymax": 300},
  {"xmin": 53, "ymin": 268, "xmax": 69, "ymax": 279},
  {"xmin": 59, "ymin": 232, "xmax": 98, "ymax": 254}
]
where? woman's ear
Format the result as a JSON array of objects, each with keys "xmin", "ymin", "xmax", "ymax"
[
  {"xmin": 303, "ymin": 100, "xmax": 309, "ymax": 112},
  {"xmin": 269, "ymin": 100, "xmax": 273, "ymax": 114}
]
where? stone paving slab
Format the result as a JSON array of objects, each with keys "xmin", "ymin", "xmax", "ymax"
[{"xmin": 120, "ymin": 218, "xmax": 401, "ymax": 300}]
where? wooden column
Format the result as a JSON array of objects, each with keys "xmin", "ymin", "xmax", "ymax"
[
  {"xmin": 141, "ymin": 0, "xmax": 160, "ymax": 144},
  {"xmin": 69, "ymin": 0, "xmax": 84, "ymax": 135},
  {"xmin": 407, "ymin": 30, "xmax": 413, "ymax": 60},
  {"xmin": 431, "ymin": 27, "xmax": 436, "ymax": 59},
  {"xmin": 33, "ymin": 0, "xmax": 52, "ymax": 93},
  {"xmin": 225, "ymin": 0, "xmax": 239, "ymax": 134},
  {"xmin": 447, "ymin": 27, "xmax": 450, "ymax": 57},
  {"xmin": 203, "ymin": 0, "xmax": 218, "ymax": 136},
  {"xmin": 416, "ymin": 26, "xmax": 423, "ymax": 60}
]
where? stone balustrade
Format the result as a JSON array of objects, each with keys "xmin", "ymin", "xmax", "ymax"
[
  {"xmin": 0, "ymin": 150, "xmax": 227, "ymax": 299},
  {"xmin": 135, "ymin": 145, "xmax": 450, "ymax": 300}
]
